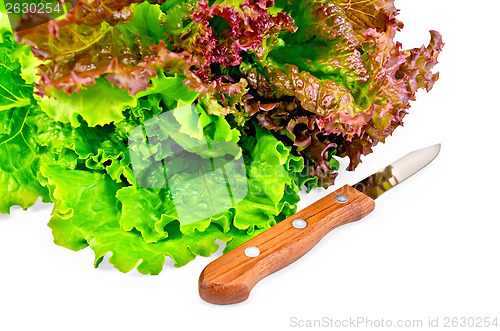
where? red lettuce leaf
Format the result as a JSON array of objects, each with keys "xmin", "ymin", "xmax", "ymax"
[
  {"xmin": 339, "ymin": 29, "xmax": 443, "ymax": 170},
  {"xmin": 15, "ymin": 2, "xmax": 196, "ymax": 95},
  {"xmin": 237, "ymin": 0, "xmax": 443, "ymax": 186}
]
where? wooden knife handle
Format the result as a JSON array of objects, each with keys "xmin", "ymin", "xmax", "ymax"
[{"xmin": 198, "ymin": 185, "xmax": 375, "ymax": 305}]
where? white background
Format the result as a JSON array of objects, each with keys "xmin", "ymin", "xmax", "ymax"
[{"xmin": 1, "ymin": 1, "xmax": 499, "ymax": 330}]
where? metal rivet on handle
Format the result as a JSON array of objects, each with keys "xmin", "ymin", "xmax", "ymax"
[
  {"xmin": 335, "ymin": 194, "xmax": 349, "ymax": 203},
  {"xmin": 292, "ymin": 219, "xmax": 307, "ymax": 229},
  {"xmin": 244, "ymin": 246, "xmax": 260, "ymax": 258}
]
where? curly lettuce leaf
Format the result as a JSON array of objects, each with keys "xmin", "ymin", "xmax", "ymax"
[
  {"xmin": 0, "ymin": 31, "xmax": 32, "ymax": 110},
  {"xmin": 30, "ymin": 71, "xmax": 203, "ymax": 189},
  {"xmin": 41, "ymin": 164, "xmax": 234, "ymax": 274},
  {"xmin": 38, "ymin": 78, "xmax": 137, "ymax": 127},
  {"xmin": 0, "ymin": 105, "xmax": 50, "ymax": 214},
  {"xmin": 237, "ymin": 0, "xmax": 443, "ymax": 185},
  {"xmin": 15, "ymin": 1, "xmax": 194, "ymax": 95},
  {"xmin": 338, "ymin": 29, "xmax": 444, "ymax": 170},
  {"xmin": 0, "ymin": 27, "xmax": 50, "ymax": 213},
  {"xmin": 45, "ymin": 0, "xmax": 162, "ymax": 33},
  {"xmin": 40, "ymin": 118, "xmax": 307, "ymax": 274}
]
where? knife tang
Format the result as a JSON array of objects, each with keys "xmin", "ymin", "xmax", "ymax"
[{"xmin": 198, "ymin": 185, "xmax": 375, "ymax": 305}]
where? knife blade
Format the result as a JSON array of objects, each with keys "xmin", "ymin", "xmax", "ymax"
[{"xmin": 199, "ymin": 144, "xmax": 441, "ymax": 305}]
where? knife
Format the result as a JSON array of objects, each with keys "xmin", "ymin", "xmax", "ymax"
[{"xmin": 198, "ymin": 144, "xmax": 441, "ymax": 305}]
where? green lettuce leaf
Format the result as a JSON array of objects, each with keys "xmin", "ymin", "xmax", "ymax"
[
  {"xmin": 39, "ymin": 115, "xmax": 307, "ymax": 274},
  {"xmin": 0, "ymin": 27, "xmax": 50, "ymax": 213},
  {"xmin": 38, "ymin": 78, "xmax": 137, "ymax": 127},
  {"xmin": 42, "ymin": 164, "xmax": 234, "ymax": 274},
  {"xmin": 0, "ymin": 105, "xmax": 50, "ymax": 214}
]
